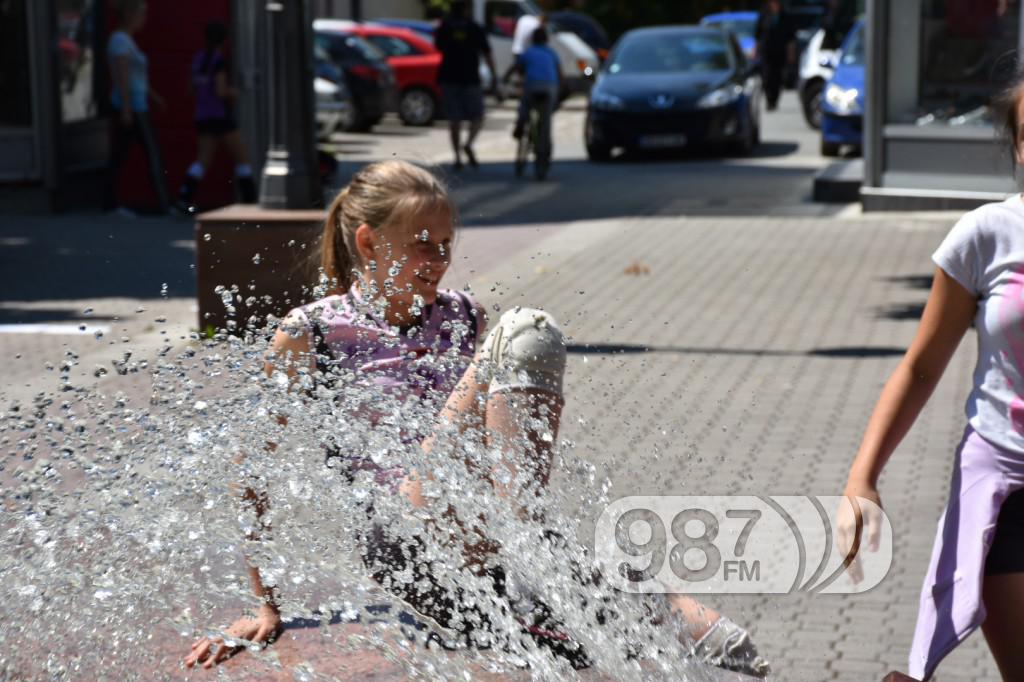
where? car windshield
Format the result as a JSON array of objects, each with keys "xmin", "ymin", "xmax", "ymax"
[
  {"xmin": 609, "ymin": 33, "xmax": 733, "ymax": 74},
  {"xmin": 703, "ymin": 19, "xmax": 756, "ymax": 41},
  {"xmin": 840, "ymin": 25, "xmax": 864, "ymax": 66}
]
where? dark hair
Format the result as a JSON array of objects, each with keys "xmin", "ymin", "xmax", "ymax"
[
  {"xmin": 449, "ymin": 1, "xmax": 468, "ymax": 18},
  {"xmin": 205, "ymin": 20, "xmax": 227, "ymax": 47},
  {"xmin": 993, "ymin": 61, "xmax": 1024, "ymax": 173},
  {"xmin": 532, "ymin": 26, "xmax": 548, "ymax": 45}
]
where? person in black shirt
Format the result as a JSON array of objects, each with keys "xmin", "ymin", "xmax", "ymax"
[
  {"xmin": 435, "ymin": 1, "xmax": 500, "ymax": 170},
  {"xmin": 755, "ymin": 0, "xmax": 796, "ymax": 110}
]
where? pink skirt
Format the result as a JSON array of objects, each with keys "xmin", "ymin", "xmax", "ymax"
[{"xmin": 910, "ymin": 425, "xmax": 1024, "ymax": 680}]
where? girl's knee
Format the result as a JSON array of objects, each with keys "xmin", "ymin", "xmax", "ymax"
[{"xmin": 480, "ymin": 308, "xmax": 565, "ymax": 397}]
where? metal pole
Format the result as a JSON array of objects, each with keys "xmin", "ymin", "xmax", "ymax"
[{"xmin": 259, "ymin": 0, "xmax": 320, "ymax": 209}]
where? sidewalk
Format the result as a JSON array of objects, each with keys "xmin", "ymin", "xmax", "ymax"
[{"xmin": 466, "ymin": 209, "xmax": 994, "ymax": 681}]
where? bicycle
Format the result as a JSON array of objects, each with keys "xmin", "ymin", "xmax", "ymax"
[{"xmin": 514, "ymin": 90, "xmax": 553, "ymax": 181}]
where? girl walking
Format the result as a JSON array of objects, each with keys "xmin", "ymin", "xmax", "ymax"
[
  {"xmin": 841, "ymin": 79, "xmax": 1024, "ymax": 681},
  {"xmin": 176, "ymin": 20, "xmax": 256, "ymax": 211}
]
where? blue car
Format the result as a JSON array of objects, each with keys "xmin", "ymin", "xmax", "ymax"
[
  {"xmin": 700, "ymin": 11, "xmax": 758, "ymax": 62},
  {"xmin": 820, "ymin": 19, "xmax": 864, "ymax": 157}
]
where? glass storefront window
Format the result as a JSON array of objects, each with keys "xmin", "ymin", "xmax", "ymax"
[
  {"xmin": 0, "ymin": 0, "xmax": 33, "ymax": 128},
  {"xmin": 58, "ymin": 0, "xmax": 99, "ymax": 123},
  {"xmin": 890, "ymin": 0, "xmax": 1020, "ymax": 128}
]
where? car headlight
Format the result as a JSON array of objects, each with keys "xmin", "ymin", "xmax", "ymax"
[
  {"xmin": 697, "ymin": 84, "xmax": 743, "ymax": 109},
  {"xmin": 590, "ymin": 91, "xmax": 626, "ymax": 111},
  {"xmin": 825, "ymin": 84, "xmax": 861, "ymax": 115}
]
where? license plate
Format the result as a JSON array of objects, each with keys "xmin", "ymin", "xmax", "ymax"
[{"xmin": 638, "ymin": 134, "xmax": 688, "ymax": 149}]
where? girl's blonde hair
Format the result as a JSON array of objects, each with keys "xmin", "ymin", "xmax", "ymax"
[{"xmin": 321, "ymin": 161, "xmax": 456, "ymax": 291}]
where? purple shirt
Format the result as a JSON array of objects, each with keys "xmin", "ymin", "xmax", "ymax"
[
  {"xmin": 286, "ymin": 286, "xmax": 484, "ymax": 488},
  {"xmin": 191, "ymin": 50, "xmax": 229, "ymax": 121}
]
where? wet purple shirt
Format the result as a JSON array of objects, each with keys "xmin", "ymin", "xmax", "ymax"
[{"xmin": 287, "ymin": 286, "xmax": 483, "ymax": 487}]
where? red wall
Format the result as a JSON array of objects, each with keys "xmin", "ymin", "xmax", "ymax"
[{"xmin": 107, "ymin": 0, "xmax": 238, "ymax": 211}]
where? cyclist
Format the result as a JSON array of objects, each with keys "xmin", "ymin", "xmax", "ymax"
[{"xmin": 510, "ymin": 26, "xmax": 562, "ymax": 160}]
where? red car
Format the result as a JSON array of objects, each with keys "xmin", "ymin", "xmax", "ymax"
[{"xmin": 348, "ymin": 25, "xmax": 442, "ymax": 126}]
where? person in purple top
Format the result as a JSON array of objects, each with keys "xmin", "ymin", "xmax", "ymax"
[
  {"xmin": 840, "ymin": 77, "xmax": 1024, "ymax": 680},
  {"xmin": 176, "ymin": 20, "xmax": 256, "ymax": 212},
  {"xmin": 185, "ymin": 160, "xmax": 769, "ymax": 676}
]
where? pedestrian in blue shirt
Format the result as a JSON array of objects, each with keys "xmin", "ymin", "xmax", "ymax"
[
  {"xmin": 509, "ymin": 27, "xmax": 562, "ymax": 171},
  {"xmin": 102, "ymin": 0, "xmax": 172, "ymax": 216}
]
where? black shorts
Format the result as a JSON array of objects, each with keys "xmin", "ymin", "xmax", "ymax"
[
  {"xmin": 195, "ymin": 118, "xmax": 237, "ymax": 136},
  {"xmin": 985, "ymin": 487, "xmax": 1024, "ymax": 575},
  {"xmin": 362, "ymin": 523, "xmax": 592, "ymax": 667}
]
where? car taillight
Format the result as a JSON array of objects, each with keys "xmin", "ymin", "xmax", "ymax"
[
  {"xmin": 597, "ymin": 48, "xmax": 609, "ymax": 61},
  {"xmin": 577, "ymin": 58, "xmax": 594, "ymax": 78},
  {"xmin": 349, "ymin": 64, "xmax": 380, "ymax": 81}
]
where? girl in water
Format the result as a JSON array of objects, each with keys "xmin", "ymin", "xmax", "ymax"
[
  {"xmin": 185, "ymin": 160, "xmax": 769, "ymax": 676},
  {"xmin": 840, "ymin": 79, "xmax": 1024, "ymax": 680}
]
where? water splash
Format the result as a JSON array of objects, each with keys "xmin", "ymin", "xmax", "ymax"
[{"xmin": 0, "ymin": 308, "xmax": 725, "ymax": 681}]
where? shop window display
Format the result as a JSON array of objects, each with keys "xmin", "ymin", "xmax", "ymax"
[{"xmin": 908, "ymin": 0, "xmax": 1019, "ymax": 127}]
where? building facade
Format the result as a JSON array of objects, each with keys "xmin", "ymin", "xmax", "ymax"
[{"xmin": 864, "ymin": 0, "xmax": 1024, "ymax": 210}]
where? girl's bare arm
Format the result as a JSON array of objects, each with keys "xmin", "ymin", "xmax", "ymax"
[{"xmin": 845, "ymin": 266, "xmax": 977, "ymax": 492}]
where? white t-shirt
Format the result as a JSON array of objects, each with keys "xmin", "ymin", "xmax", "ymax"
[
  {"xmin": 933, "ymin": 194, "xmax": 1024, "ymax": 454},
  {"xmin": 512, "ymin": 14, "xmax": 542, "ymax": 55}
]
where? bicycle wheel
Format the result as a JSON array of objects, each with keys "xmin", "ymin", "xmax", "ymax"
[{"xmin": 514, "ymin": 130, "xmax": 529, "ymax": 178}]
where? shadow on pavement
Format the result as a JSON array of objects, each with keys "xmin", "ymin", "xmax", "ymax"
[
  {"xmin": 567, "ymin": 343, "xmax": 906, "ymax": 358},
  {"xmin": 0, "ymin": 213, "xmax": 195, "ymax": 303}
]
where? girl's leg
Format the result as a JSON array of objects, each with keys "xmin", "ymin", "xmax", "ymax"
[
  {"xmin": 103, "ymin": 112, "xmax": 135, "ymax": 211},
  {"xmin": 178, "ymin": 134, "xmax": 218, "ymax": 207},
  {"xmin": 223, "ymin": 129, "xmax": 257, "ymax": 203},
  {"xmin": 981, "ymin": 572, "xmax": 1024, "ymax": 677},
  {"xmin": 134, "ymin": 111, "xmax": 171, "ymax": 211}
]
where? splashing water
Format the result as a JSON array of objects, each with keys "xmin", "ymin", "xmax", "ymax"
[{"xmin": 0, "ymin": 305, "xmax": 729, "ymax": 680}]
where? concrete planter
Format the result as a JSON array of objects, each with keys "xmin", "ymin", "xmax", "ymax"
[{"xmin": 195, "ymin": 204, "xmax": 326, "ymax": 334}]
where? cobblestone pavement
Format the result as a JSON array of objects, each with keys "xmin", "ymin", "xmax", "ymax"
[
  {"xmin": 0, "ymin": 94, "xmax": 1006, "ymax": 680},
  {"xmin": 466, "ymin": 211, "xmax": 996, "ymax": 681}
]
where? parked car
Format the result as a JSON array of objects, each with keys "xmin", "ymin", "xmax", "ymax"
[
  {"xmin": 313, "ymin": 19, "xmax": 399, "ymax": 132},
  {"xmin": 700, "ymin": 11, "xmax": 758, "ymax": 62},
  {"xmin": 315, "ymin": 75, "xmax": 355, "ymax": 139},
  {"xmin": 820, "ymin": 18, "xmax": 864, "ymax": 157},
  {"xmin": 585, "ymin": 25, "xmax": 762, "ymax": 160},
  {"xmin": 797, "ymin": 27, "xmax": 836, "ymax": 129},
  {"xmin": 369, "ymin": 17, "xmax": 437, "ymax": 41},
  {"xmin": 548, "ymin": 10, "xmax": 611, "ymax": 63},
  {"xmin": 347, "ymin": 24, "xmax": 442, "ymax": 126}
]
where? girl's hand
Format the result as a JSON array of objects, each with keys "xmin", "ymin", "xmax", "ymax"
[
  {"xmin": 184, "ymin": 605, "xmax": 281, "ymax": 669},
  {"xmin": 836, "ymin": 482, "xmax": 883, "ymax": 585}
]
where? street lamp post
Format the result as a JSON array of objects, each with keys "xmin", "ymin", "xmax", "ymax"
[{"xmin": 259, "ymin": 0, "xmax": 320, "ymax": 209}]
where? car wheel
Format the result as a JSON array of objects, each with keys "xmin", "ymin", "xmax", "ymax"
[
  {"xmin": 336, "ymin": 105, "xmax": 357, "ymax": 133},
  {"xmin": 802, "ymin": 80, "xmax": 825, "ymax": 130},
  {"xmin": 584, "ymin": 115, "xmax": 612, "ymax": 161},
  {"xmin": 820, "ymin": 139, "xmax": 841, "ymax": 157},
  {"xmin": 399, "ymin": 87, "xmax": 436, "ymax": 126}
]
